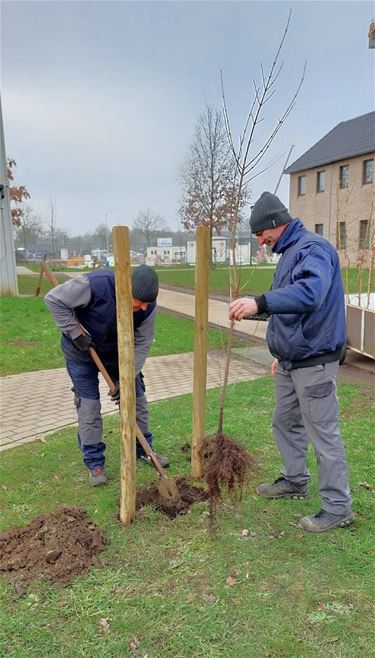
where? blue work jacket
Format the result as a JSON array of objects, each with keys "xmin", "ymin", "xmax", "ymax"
[{"xmin": 264, "ymin": 219, "xmax": 346, "ymax": 369}]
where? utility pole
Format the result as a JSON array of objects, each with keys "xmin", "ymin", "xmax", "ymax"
[
  {"xmin": 0, "ymin": 94, "xmax": 18, "ymax": 295},
  {"xmin": 105, "ymin": 214, "xmax": 109, "ymax": 253},
  {"xmin": 274, "ymin": 145, "xmax": 294, "ymax": 196}
]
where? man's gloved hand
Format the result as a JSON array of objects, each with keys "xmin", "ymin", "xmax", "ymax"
[
  {"xmin": 108, "ymin": 382, "xmax": 120, "ymax": 403},
  {"xmin": 139, "ymin": 371, "xmax": 146, "ymax": 392},
  {"xmin": 73, "ymin": 334, "xmax": 93, "ymax": 352}
]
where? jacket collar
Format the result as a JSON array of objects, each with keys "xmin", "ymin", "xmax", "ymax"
[{"xmin": 273, "ymin": 219, "xmax": 305, "ymax": 254}]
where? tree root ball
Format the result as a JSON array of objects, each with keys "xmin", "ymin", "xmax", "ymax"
[{"xmin": 200, "ymin": 432, "xmax": 257, "ymax": 506}]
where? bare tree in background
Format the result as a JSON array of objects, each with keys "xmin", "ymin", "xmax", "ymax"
[
  {"xmin": 179, "ymin": 105, "xmax": 248, "ymax": 262},
  {"xmin": 6, "ymin": 159, "xmax": 31, "ymax": 226},
  {"xmin": 93, "ymin": 223, "xmax": 112, "ymax": 251},
  {"xmin": 14, "ymin": 205, "xmax": 44, "ymax": 252},
  {"xmin": 132, "ymin": 210, "xmax": 169, "ymax": 249},
  {"xmin": 47, "ymin": 199, "xmax": 58, "ymax": 257}
]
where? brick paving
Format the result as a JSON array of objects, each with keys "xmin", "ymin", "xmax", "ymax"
[{"xmin": 0, "ymin": 350, "xmax": 267, "ymax": 452}]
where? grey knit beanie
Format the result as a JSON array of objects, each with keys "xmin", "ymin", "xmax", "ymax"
[
  {"xmin": 132, "ymin": 265, "xmax": 159, "ymax": 302},
  {"xmin": 250, "ymin": 192, "xmax": 293, "ymax": 234}
]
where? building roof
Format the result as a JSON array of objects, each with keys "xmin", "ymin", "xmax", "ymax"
[{"xmin": 285, "ymin": 111, "xmax": 375, "ymax": 174}]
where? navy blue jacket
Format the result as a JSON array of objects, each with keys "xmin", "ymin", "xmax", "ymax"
[
  {"xmin": 264, "ymin": 219, "xmax": 346, "ymax": 369},
  {"xmin": 62, "ymin": 270, "xmax": 155, "ymax": 374}
]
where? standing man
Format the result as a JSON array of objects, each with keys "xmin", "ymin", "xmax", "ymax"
[
  {"xmin": 229, "ymin": 192, "xmax": 354, "ymax": 533},
  {"xmin": 45, "ymin": 265, "xmax": 169, "ymax": 486}
]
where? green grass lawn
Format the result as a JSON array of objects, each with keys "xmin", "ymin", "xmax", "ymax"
[
  {"xmin": 17, "ymin": 274, "xmax": 70, "ymax": 296},
  {"xmin": 0, "ymin": 297, "xmax": 243, "ymax": 376},
  {"xmin": 154, "ymin": 266, "xmax": 374, "ymax": 297},
  {"xmin": 18, "ymin": 265, "xmax": 374, "ymax": 297},
  {"xmin": 156, "ymin": 265, "xmax": 275, "ymax": 296},
  {"xmin": 0, "ymin": 378, "xmax": 374, "ymax": 657}
]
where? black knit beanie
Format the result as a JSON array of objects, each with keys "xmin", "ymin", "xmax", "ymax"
[
  {"xmin": 132, "ymin": 265, "xmax": 159, "ymax": 302},
  {"xmin": 250, "ymin": 192, "xmax": 293, "ymax": 234}
]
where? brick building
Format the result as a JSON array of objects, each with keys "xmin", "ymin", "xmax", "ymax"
[{"xmin": 285, "ymin": 111, "xmax": 375, "ymax": 265}]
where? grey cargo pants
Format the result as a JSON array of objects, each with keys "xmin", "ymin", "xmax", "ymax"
[{"xmin": 272, "ymin": 361, "xmax": 352, "ymax": 514}]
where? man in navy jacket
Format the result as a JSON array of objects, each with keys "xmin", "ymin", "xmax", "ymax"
[
  {"xmin": 229, "ymin": 192, "xmax": 354, "ymax": 533},
  {"xmin": 45, "ymin": 265, "xmax": 169, "ymax": 486}
]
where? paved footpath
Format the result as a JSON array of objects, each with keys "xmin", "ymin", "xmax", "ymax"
[{"xmin": 0, "ymin": 285, "xmax": 270, "ymax": 452}]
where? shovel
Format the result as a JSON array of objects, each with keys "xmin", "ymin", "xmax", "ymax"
[{"xmin": 87, "ymin": 343, "xmax": 181, "ymax": 504}]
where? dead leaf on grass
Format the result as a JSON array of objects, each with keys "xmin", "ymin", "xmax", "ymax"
[
  {"xmin": 226, "ymin": 576, "xmax": 236, "ymax": 588},
  {"xmin": 359, "ymin": 481, "xmax": 374, "ymax": 493},
  {"xmin": 322, "ymin": 637, "xmax": 340, "ymax": 645},
  {"xmin": 241, "ymin": 529, "xmax": 249, "ymax": 539},
  {"xmin": 99, "ymin": 618, "xmax": 110, "ymax": 637},
  {"xmin": 268, "ymin": 531, "xmax": 284, "ymax": 540},
  {"xmin": 202, "ymin": 593, "xmax": 218, "ymax": 603},
  {"xmin": 128, "ymin": 637, "xmax": 140, "ymax": 650}
]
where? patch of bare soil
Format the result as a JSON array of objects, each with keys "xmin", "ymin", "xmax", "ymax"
[
  {"xmin": 0, "ymin": 507, "xmax": 108, "ymax": 589},
  {"xmin": 8, "ymin": 339, "xmax": 41, "ymax": 348},
  {"xmin": 136, "ymin": 477, "xmax": 208, "ymax": 518}
]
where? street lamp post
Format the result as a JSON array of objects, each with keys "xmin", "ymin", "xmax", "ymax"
[{"xmin": 105, "ymin": 214, "xmax": 109, "ymax": 254}]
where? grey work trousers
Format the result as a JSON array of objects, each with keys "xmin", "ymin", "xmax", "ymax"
[
  {"xmin": 75, "ymin": 389, "xmax": 150, "ymax": 446},
  {"xmin": 272, "ymin": 361, "xmax": 352, "ymax": 514}
]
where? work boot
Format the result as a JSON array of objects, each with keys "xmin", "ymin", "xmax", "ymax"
[
  {"xmin": 298, "ymin": 509, "xmax": 355, "ymax": 533},
  {"xmin": 256, "ymin": 476, "xmax": 309, "ymax": 499},
  {"xmin": 89, "ymin": 466, "xmax": 108, "ymax": 486},
  {"xmin": 139, "ymin": 451, "xmax": 170, "ymax": 469}
]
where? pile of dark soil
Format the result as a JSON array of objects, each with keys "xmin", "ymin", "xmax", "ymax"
[
  {"xmin": 0, "ymin": 507, "xmax": 108, "ymax": 589},
  {"xmin": 136, "ymin": 477, "xmax": 208, "ymax": 518}
]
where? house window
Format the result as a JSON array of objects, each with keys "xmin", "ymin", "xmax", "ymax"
[
  {"xmin": 359, "ymin": 220, "xmax": 370, "ymax": 249},
  {"xmin": 297, "ymin": 175, "xmax": 306, "ymax": 196},
  {"xmin": 337, "ymin": 222, "xmax": 346, "ymax": 249},
  {"xmin": 339, "ymin": 164, "xmax": 349, "ymax": 189},
  {"xmin": 315, "ymin": 224, "xmax": 323, "ymax": 235},
  {"xmin": 363, "ymin": 159, "xmax": 374, "ymax": 185},
  {"xmin": 317, "ymin": 171, "xmax": 325, "ymax": 192}
]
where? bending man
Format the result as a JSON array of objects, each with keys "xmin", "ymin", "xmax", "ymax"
[{"xmin": 45, "ymin": 265, "xmax": 169, "ymax": 486}]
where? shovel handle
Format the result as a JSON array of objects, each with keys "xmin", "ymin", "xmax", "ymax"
[{"xmin": 88, "ymin": 344, "xmax": 168, "ymax": 480}]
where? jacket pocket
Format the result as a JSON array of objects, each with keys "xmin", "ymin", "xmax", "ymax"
[{"xmin": 305, "ymin": 381, "xmax": 334, "ymax": 398}]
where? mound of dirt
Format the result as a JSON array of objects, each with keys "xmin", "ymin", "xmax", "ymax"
[
  {"xmin": 0, "ymin": 507, "xmax": 108, "ymax": 589},
  {"xmin": 136, "ymin": 477, "xmax": 208, "ymax": 518}
]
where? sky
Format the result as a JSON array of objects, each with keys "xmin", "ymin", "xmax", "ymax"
[{"xmin": 1, "ymin": 0, "xmax": 374, "ymax": 236}]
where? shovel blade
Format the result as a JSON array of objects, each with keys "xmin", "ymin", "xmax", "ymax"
[{"xmin": 156, "ymin": 477, "xmax": 181, "ymax": 503}]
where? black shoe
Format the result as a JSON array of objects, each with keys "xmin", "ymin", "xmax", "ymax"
[
  {"xmin": 89, "ymin": 466, "xmax": 108, "ymax": 486},
  {"xmin": 298, "ymin": 509, "xmax": 355, "ymax": 533},
  {"xmin": 139, "ymin": 451, "xmax": 170, "ymax": 469},
  {"xmin": 256, "ymin": 476, "xmax": 309, "ymax": 499}
]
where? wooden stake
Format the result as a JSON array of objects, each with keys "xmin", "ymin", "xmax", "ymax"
[
  {"xmin": 41, "ymin": 261, "xmax": 59, "ymax": 289},
  {"xmin": 35, "ymin": 255, "xmax": 47, "ymax": 297},
  {"xmin": 112, "ymin": 226, "xmax": 136, "ymax": 525},
  {"xmin": 191, "ymin": 226, "xmax": 210, "ymax": 478}
]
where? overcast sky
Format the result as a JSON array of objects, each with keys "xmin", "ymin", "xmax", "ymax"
[{"xmin": 1, "ymin": 0, "xmax": 374, "ymax": 235}]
